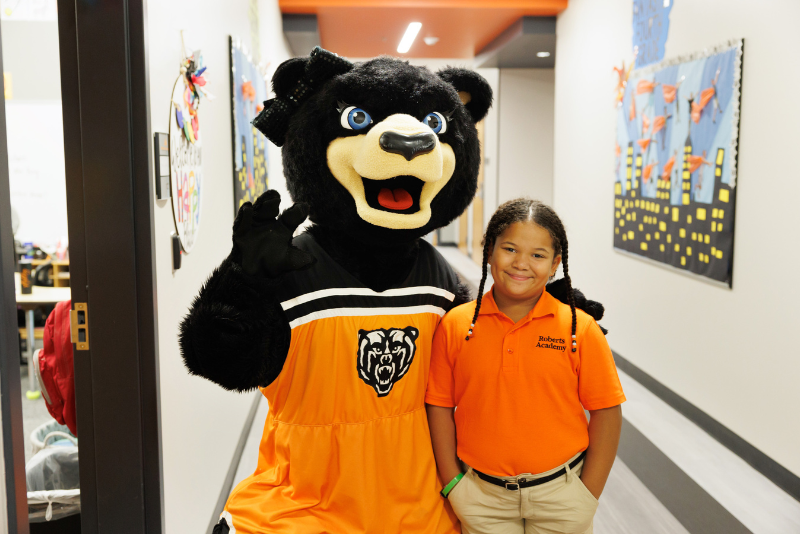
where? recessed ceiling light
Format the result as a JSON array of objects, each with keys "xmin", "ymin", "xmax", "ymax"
[
  {"xmin": 537, "ymin": 51, "xmax": 551, "ymax": 58},
  {"xmin": 424, "ymin": 37, "xmax": 439, "ymax": 46},
  {"xmin": 397, "ymin": 22, "xmax": 422, "ymax": 54}
]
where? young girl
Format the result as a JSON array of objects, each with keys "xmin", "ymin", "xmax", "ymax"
[{"xmin": 426, "ymin": 199, "xmax": 625, "ymax": 534}]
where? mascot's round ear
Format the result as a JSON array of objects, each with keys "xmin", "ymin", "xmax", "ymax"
[
  {"xmin": 272, "ymin": 57, "xmax": 310, "ymax": 96},
  {"xmin": 253, "ymin": 47, "xmax": 353, "ymax": 146},
  {"xmin": 437, "ymin": 68, "xmax": 493, "ymax": 123}
]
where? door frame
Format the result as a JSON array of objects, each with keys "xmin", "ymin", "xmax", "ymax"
[
  {"xmin": 56, "ymin": 0, "xmax": 163, "ymax": 531},
  {"xmin": 0, "ymin": 17, "xmax": 30, "ymax": 531}
]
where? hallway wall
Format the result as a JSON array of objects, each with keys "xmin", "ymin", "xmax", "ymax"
[
  {"xmin": 554, "ymin": 0, "xmax": 800, "ymax": 477},
  {"xmin": 147, "ymin": 1, "xmax": 292, "ymax": 532},
  {"xmin": 497, "ymin": 68, "xmax": 555, "ymax": 206}
]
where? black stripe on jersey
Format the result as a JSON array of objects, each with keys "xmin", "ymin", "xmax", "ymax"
[{"xmin": 282, "ymin": 293, "xmax": 455, "ymax": 324}]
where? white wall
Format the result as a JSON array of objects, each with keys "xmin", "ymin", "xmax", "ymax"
[
  {"xmin": 1, "ymin": 20, "xmax": 67, "ymax": 249},
  {"xmin": 497, "ymin": 69, "xmax": 555, "ymax": 207},
  {"xmin": 147, "ymin": 1, "xmax": 293, "ymax": 532},
  {"xmin": 554, "ymin": 0, "xmax": 800, "ymax": 476},
  {"xmin": 0, "ymin": 21, "xmax": 60, "ymax": 100}
]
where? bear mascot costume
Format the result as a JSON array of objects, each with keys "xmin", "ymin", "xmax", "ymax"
[{"xmin": 179, "ymin": 47, "xmax": 604, "ymax": 534}]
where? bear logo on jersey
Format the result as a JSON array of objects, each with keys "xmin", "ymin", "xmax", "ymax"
[{"xmin": 357, "ymin": 327, "xmax": 419, "ymax": 397}]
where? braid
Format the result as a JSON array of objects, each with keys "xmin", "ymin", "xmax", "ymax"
[
  {"xmin": 466, "ymin": 241, "xmax": 490, "ymax": 340},
  {"xmin": 560, "ymin": 234, "xmax": 578, "ymax": 352}
]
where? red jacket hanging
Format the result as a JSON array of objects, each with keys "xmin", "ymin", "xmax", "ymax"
[{"xmin": 37, "ymin": 300, "xmax": 77, "ymax": 436}]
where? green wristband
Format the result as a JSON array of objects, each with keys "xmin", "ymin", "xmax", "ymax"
[{"xmin": 440, "ymin": 472, "xmax": 464, "ymax": 498}]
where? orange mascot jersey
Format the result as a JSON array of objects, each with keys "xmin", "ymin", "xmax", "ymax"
[{"xmin": 222, "ymin": 233, "xmax": 462, "ymax": 534}]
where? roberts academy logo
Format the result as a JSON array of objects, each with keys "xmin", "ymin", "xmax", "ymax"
[{"xmin": 537, "ymin": 335, "xmax": 567, "ymax": 352}]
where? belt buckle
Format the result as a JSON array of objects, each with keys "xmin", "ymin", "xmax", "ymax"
[{"xmin": 504, "ymin": 479, "xmax": 520, "ymax": 491}]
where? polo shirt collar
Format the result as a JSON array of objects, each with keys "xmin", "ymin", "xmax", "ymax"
[{"xmin": 478, "ymin": 285, "xmax": 559, "ymax": 320}]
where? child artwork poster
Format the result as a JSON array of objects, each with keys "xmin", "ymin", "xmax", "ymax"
[
  {"xmin": 169, "ymin": 42, "xmax": 211, "ymax": 254},
  {"xmin": 230, "ymin": 36, "xmax": 269, "ymax": 214},
  {"xmin": 613, "ymin": 39, "xmax": 743, "ymax": 287},
  {"xmin": 170, "ymin": 73, "xmax": 203, "ymax": 253}
]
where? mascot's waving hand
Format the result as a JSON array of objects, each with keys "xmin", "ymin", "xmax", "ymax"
[{"xmin": 180, "ymin": 48, "xmax": 604, "ymax": 534}]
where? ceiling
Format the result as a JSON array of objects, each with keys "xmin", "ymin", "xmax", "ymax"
[{"xmin": 278, "ymin": 0, "xmax": 567, "ymax": 59}]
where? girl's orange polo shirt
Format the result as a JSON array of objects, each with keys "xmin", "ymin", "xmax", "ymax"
[{"xmin": 425, "ymin": 287, "xmax": 626, "ymax": 477}]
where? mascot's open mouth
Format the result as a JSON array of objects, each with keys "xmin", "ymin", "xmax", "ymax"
[
  {"xmin": 362, "ymin": 175, "xmax": 424, "ymax": 214},
  {"xmin": 376, "ymin": 364, "xmax": 395, "ymax": 386},
  {"xmin": 326, "ymin": 114, "xmax": 457, "ymax": 229}
]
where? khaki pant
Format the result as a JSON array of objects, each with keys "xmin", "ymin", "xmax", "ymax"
[{"xmin": 447, "ymin": 452, "xmax": 597, "ymax": 534}]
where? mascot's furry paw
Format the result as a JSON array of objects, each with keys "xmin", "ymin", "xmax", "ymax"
[
  {"xmin": 234, "ymin": 190, "xmax": 316, "ymax": 278},
  {"xmin": 179, "ymin": 258, "xmax": 292, "ymax": 392},
  {"xmin": 546, "ymin": 278, "xmax": 608, "ymax": 334}
]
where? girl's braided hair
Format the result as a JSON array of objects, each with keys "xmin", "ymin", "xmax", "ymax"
[{"xmin": 467, "ymin": 198, "xmax": 578, "ymax": 352}]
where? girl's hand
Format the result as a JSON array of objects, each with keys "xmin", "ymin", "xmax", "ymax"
[{"xmin": 580, "ymin": 476, "xmax": 603, "ymax": 500}]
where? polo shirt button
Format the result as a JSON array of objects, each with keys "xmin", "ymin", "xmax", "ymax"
[{"xmin": 507, "ymin": 349, "xmax": 513, "ymax": 353}]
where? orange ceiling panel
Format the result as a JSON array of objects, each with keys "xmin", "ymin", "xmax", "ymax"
[
  {"xmin": 281, "ymin": 0, "xmax": 567, "ymax": 10},
  {"xmin": 280, "ymin": 0, "xmax": 567, "ymax": 59}
]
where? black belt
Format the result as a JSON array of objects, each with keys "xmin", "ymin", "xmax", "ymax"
[{"xmin": 474, "ymin": 451, "xmax": 587, "ymax": 491}]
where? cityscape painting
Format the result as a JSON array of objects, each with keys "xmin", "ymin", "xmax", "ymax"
[{"xmin": 614, "ymin": 40, "xmax": 743, "ymax": 287}]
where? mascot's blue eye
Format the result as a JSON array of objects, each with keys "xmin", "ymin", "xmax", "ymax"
[
  {"xmin": 341, "ymin": 106, "xmax": 372, "ymax": 130},
  {"xmin": 423, "ymin": 112, "xmax": 447, "ymax": 134}
]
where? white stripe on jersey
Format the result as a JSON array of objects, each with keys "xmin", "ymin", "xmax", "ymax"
[
  {"xmin": 288, "ymin": 305, "xmax": 446, "ymax": 329},
  {"xmin": 280, "ymin": 286, "xmax": 455, "ymax": 311}
]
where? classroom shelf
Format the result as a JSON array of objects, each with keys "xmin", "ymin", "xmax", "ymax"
[{"xmin": 30, "ymin": 259, "xmax": 70, "ymax": 288}]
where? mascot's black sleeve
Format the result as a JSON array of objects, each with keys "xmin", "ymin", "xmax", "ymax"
[
  {"xmin": 452, "ymin": 279, "xmax": 473, "ymax": 308},
  {"xmin": 179, "ymin": 191, "xmax": 314, "ymax": 392},
  {"xmin": 178, "ymin": 256, "xmax": 291, "ymax": 392}
]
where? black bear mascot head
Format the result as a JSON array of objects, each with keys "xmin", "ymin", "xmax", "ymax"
[{"xmin": 253, "ymin": 47, "xmax": 492, "ymax": 245}]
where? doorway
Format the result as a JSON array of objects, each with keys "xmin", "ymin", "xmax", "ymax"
[{"xmin": 0, "ymin": 0, "xmax": 163, "ymax": 532}]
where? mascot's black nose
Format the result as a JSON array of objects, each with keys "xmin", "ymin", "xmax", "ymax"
[{"xmin": 379, "ymin": 131, "xmax": 436, "ymax": 161}]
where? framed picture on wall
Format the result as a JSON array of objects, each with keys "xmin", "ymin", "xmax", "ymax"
[
  {"xmin": 613, "ymin": 39, "xmax": 743, "ymax": 288},
  {"xmin": 230, "ymin": 36, "xmax": 269, "ymax": 215},
  {"xmin": 169, "ymin": 46, "xmax": 210, "ymax": 254}
]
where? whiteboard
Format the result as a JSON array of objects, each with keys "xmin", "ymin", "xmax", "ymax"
[{"xmin": 5, "ymin": 100, "xmax": 68, "ymax": 249}]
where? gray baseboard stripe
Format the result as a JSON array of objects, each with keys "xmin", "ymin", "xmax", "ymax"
[
  {"xmin": 208, "ymin": 392, "xmax": 263, "ymax": 533},
  {"xmin": 618, "ymin": 419, "xmax": 752, "ymax": 534},
  {"xmin": 613, "ymin": 351, "xmax": 800, "ymax": 502}
]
